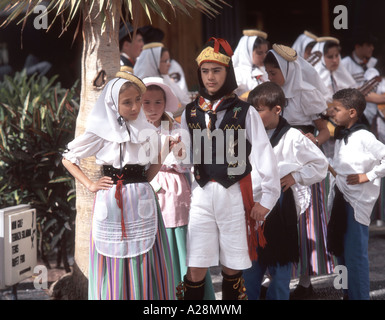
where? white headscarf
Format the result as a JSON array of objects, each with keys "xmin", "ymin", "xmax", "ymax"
[
  {"xmin": 133, "ymin": 44, "xmax": 162, "ymax": 79},
  {"xmin": 270, "ymin": 49, "xmax": 327, "ymax": 122},
  {"xmin": 311, "ymin": 41, "xmax": 357, "ymax": 101},
  {"xmin": 297, "ymin": 56, "xmax": 330, "ymax": 97},
  {"xmin": 233, "ymin": 35, "xmax": 257, "ymax": 69},
  {"xmin": 292, "ymin": 32, "xmax": 317, "ymax": 58},
  {"xmin": 86, "ymin": 77, "xmax": 156, "ymax": 144}
]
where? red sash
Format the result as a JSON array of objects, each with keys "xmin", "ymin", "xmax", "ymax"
[{"xmin": 239, "ymin": 174, "xmax": 267, "ymax": 261}]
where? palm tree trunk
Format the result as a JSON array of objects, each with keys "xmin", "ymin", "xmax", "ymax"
[{"xmin": 51, "ymin": 0, "xmax": 120, "ymax": 299}]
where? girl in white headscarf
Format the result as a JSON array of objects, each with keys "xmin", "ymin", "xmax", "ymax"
[
  {"xmin": 292, "ymin": 30, "xmax": 318, "ymax": 59},
  {"xmin": 311, "ymin": 38, "xmax": 357, "ymax": 159},
  {"xmin": 264, "ymin": 44, "xmax": 334, "ymax": 299},
  {"xmin": 264, "ymin": 44, "xmax": 329, "ymax": 146},
  {"xmin": 62, "ymin": 71, "xmax": 175, "ymax": 300},
  {"xmin": 134, "ymin": 42, "xmax": 191, "ymax": 111},
  {"xmin": 312, "ymin": 38, "xmax": 357, "ymax": 103},
  {"xmin": 232, "ymin": 29, "xmax": 269, "ymax": 98}
]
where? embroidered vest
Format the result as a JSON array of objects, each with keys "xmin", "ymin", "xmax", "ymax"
[{"xmin": 185, "ymin": 95, "xmax": 252, "ymax": 188}]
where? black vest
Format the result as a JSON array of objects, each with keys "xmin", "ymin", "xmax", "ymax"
[{"xmin": 185, "ymin": 95, "xmax": 252, "ymax": 188}]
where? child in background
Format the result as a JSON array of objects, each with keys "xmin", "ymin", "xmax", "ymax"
[
  {"xmin": 244, "ymin": 82, "xmax": 329, "ymax": 300},
  {"xmin": 264, "ymin": 44, "xmax": 334, "ymax": 298},
  {"xmin": 232, "ymin": 29, "xmax": 270, "ymax": 98},
  {"xmin": 327, "ymin": 88, "xmax": 385, "ymax": 300},
  {"xmin": 62, "ymin": 71, "xmax": 175, "ymax": 300},
  {"xmin": 142, "ymin": 76, "xmax": 215, "ymax": 299}
]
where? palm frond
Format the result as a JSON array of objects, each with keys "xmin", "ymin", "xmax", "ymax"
[{"xmin": 0, "ymin": 0, "xmax": 229, "ymax": 33}]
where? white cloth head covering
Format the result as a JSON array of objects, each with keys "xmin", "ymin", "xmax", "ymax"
[
  {"xmin": 292, "ymin": 31, "xmax": 317, "ymax": 58},
  {"xmin": 233, "ymin": 35, "xmax": 257, "ymax": 69},
  {"xmin": 86, "ymin": 76, "xmax": 156, "ymax": 144},
  {"xmin": 270, "ymin": 48, "xmax": 313, "ymax": 98},
  {"xmin": 269, "ymin": 47, "xmax": 327, "ymax": 122},
  {"xmin": 133, "ymin": 43, "xmax": 163, "ymax": 79},
  {"xmin": 297, "ymin": 56, "xmax": 330, "ymax": 97},
  {"xmin": 311, "ymin": 41, "xmax": 357, "ymax": 101},
  {"xmin": 142, "ymin": 76, "xmax": 179, "ymax": 114}
]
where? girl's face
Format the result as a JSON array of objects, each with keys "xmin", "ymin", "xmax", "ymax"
[
  {"xmin": 159, "ymin": 50, "xmax": 171, "ymax": 75},
  {"xmin": 118, "ymin": 85, "xmax": 142, "ymax": 121},
  {"xmin": 200, "ymin": 62, "xmax": 227, "ymax": 96},
  {"xmin": 252, "ymin": 44, "xmax": 268, "ymax": 67},
  {"xmin": 265, "ymin": 64, "xmax": 285, "ymax": 86},
  {"xmin": 324, "ymin": 47, "xmax": 340, "ymax": 72},
  {"xmin": 142, "ymin": 88, "xmax": 166, "ymax": 127}
]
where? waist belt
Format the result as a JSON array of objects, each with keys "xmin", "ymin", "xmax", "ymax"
[{"xmin": 103, "ymin": 165, "xmax": 147, "ymax": 184}]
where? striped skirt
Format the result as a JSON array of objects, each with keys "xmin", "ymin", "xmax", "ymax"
[
  {"xmin": 88, "ymin": 207, "xmax": 175, "ymax": 300},
  {"xmin": 293, "ymin": 180, "xmax": 337, "ymax": 276}
]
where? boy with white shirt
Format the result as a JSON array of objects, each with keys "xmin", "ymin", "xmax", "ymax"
[
  {"xmin": 327, "ymin": 88, "xmax": 385, "ymax": 300},
  {"xmin": 243, "ymin": 82, "xmax": 329, "ymax": 300}
]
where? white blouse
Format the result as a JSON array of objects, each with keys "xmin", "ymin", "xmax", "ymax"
[
  {"xmin": 330, "ymin": 129, "xmax": 385, "ymax": 226},
  {"xmin": 63, "ymin": 131, "xmax": 159, "ymax": 169}
]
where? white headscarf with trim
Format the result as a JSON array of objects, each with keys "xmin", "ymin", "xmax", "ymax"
[
  {"xmin": 86, "ymin": 77, "xmax": 156, "ymax": 144},
  {"xmin": 311, "ymin": 41, "xmax": 357, "ymax": 99}
]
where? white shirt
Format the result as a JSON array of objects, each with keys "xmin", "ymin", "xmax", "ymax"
[
  {"xmin": 330, "ymin": 129, "xmax": 385, "ymax": 226},
  {"xmin": 181, "ymin": 101, "xmax": 281, "ymax": 211},
  {"xmin": 271, "ymin": 127, "xmax": 329, "ymax": 214},
  {"xmin": 341, "ymin": 52, "xmax": 378, "ymax": 87}
]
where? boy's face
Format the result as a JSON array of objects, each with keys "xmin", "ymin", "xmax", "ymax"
[
  {"xmin": 265, "ymin": 64, "xmax": 285, "ymax": 87},
  {"xmin": 122, "ymin": 34, "xmax": 144, "ymax": 61},
  {"xmin": 200, "ymin": 62, "xmax": 227, "ymax": 96},
  {"xmin": 118, "ymin": 86, "xmax": 142, "ymax": 121},
  {"xmin": 255, "ymin": 104, "xmax": 281, "ymax": 130},
  {"xmin": 324, "ymin": 47, "xmax": 340, "ymax": 72},
  {"xmin": 332, "ymin": 100, "xmax": 354, "ymax": 127},
  {"xmin": 356, "ymin": 43, "xmax": 374, "ymax": 60}
]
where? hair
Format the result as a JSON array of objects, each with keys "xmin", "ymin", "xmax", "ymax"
[
  {"xmin": 119, "ymin": 29, "xmax": 143, "ymax": 50},
  {"xmin": 119, "ymin": 81, "xmax": 142, "ymax": 95},
  {"xmin": 323, "ymin": 41, "xmax": 341, "ymax": 55},
  {"xmin": 144, "ymin": 84, "xmax": 173, "ymax": 129},
  {"xmin": 253, "ymin": 37, "xmax": 270, "ymax": 51},
  {"xmin": 305, "ymin": 41, "xmax": 317, "ymax": 52},
  {"xmin": 247, "ymin": 81, "xmax": 286, "ymax": 110},
  {"xmin": 332, "ymin": 88, "xmax": 366, "ymax": 117},
  {"xmin": 263, "ymin": 51, "xmax": 280, "ymax": 69},
  {"xmin": 145, "ymin": 84, "xmax": 166, "ymax": 103}
]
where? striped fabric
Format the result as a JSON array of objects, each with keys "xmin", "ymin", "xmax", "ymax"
[
  {"xmin": 88, "ymin": 206, "xmax": 175, "ymax": 300},
  {"xmin": 293, "ymin": 180, "xmax": 337, "ymax": 276}
]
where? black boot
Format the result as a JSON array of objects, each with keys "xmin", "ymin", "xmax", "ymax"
[
  {"xmin": 176, "ymin": 275, "xmax": 205, "ymax": 300},
  {"xmin": 222, "ymin": 271, "xmax": 248, "ymax": 300}
]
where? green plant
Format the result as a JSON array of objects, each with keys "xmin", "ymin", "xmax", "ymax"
[{"xmin": 0, "ymin": 70, "xmax": 79, "ymax": 270}]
